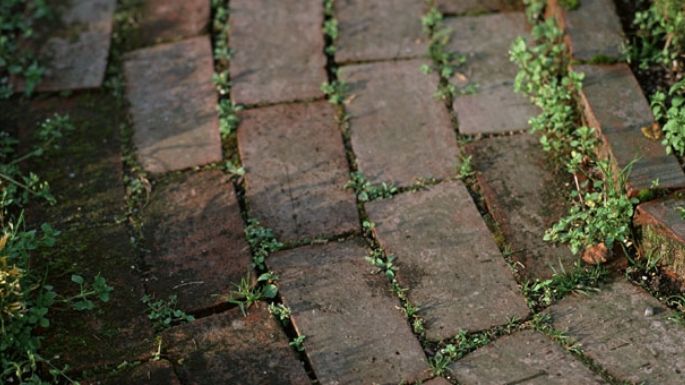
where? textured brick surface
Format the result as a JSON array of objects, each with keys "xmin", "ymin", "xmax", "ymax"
[
  {"xmin": 450, "ymin": 330, "xmax": 606, "ymax": 385},
  {"xmin": 269, "ymin": 240, "xmax": 431, "ymax": 384},
  {"xmin": 238, "ymin": 101, "xmax": 358, "ymax": 242},
  {"xmin": 229, "ymin": 0, "xmax": 327, "ymax": 105},
  {"xmin": 162, "ymin": 304, "xmax": 310, "ymax": 385},
  {"xmin": 549, "ymin": 0, "xmax": 624, "ymax": 61},
  {"xmin": 424, "ymin": 378, "xmax": 453, "ymax": 385},
  {"xmin": 636, "ymin": 198, "xmax": 685, "ymax": 245},
  {"xmin": 142, "ymin": 171, "xmax": 251, "ymax": 313},
  {"xmin": 366, "ymin": 181, "xmax": 529, "ymax": 341},
  {"xmin": 125, "ymin": 37, "xmax": 222, "ymax": 173},
  {"xmin": 546, "ymin": 280, "xmax": 685, "ymax": 385},
  {"xmin": 445, "ymin": 13, "xmax": 537, "ymax": 134},
  {"xmin": 138, "ymin": 0, "xmax": 210, "ymax": 45},
  {"xmin": 335, "ymin": 0, "xmax": 427, "ymax": 63},
  {"xmin": 437, "ymin": 0, "xmax": 522, "ymax": 15},
  {"xmin": 341, "ymin": 60, "xmax": 460, "ymax": 186},
  {"xmin": 86, "ymin": 360, "xmax": 182, "ymax": 385},
  {"xmin": 466, "ymin": 134, "xmax": 574, "ymax": 279},
  {"xmin": 575, "ymin": 64, "xmax": 685, "ymax": 193}
]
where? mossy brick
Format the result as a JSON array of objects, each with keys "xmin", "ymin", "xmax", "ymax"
[
  {"xmin": 7, "ymin": 93, "xmax": 126, "ymax": 228},
  {"xmin": 142, "ymin": 170, "xmax": 251, "ymax": 313},
  {"xmin": 635, "ymin": 198, "xmax": 685, "ymax": 284},
  {"xmin": 269, "ymin": 239, "xmax": 431, "ymax": 384},
  {"xmin": 229, "ymin": 0, "xmax": 327, "ymax": 105},
  {"xmin": 237, "ymin": 101, "xmax": 359, "ymax": 243},
  {"xmin": 340, "ymin": 59, "xmax": 460, "ymax": 186},
  {"xmin": 84, "ymin": 360, "xmax": 182, "ymax": 385},
  {"xmin": 137, "ymin": 0, "xmax": 210, "ymax": 46},
  {"xmin": 436, "ymin": 0, "xmax": 522, "ymax": 15},
  {"xmin": 548, "ymin": 0, "xmax": 624, "ymax": 61},
  {"xmin": 450, "ymin": 330, "xmax": 607, "ymax": 384},
  {"xmin": 40, "ymin": 223, "xmax": 155, "ymax": 372},
  {"xmin": 335, "ymin": 0, "xmax": 428, "ymax": 63},
  {"xmin": 16, "ymin": 0, "xmax": 116, "ymax": 92},
  {"xmin": 366, "ymin": 181, "xmax": 529, "ymax": 341},
  {"xmin": 574, "ymin": 64, "xmax": 685, "ymax": 194},
  {"xmin": 124, "ymin": 36, "xmax": 222, "ymax": 174},
  {"xmin": 465, "ymin": 134, "xmax": 575, "ymax": 279},
  {"xmin": 444, "ymin": 13, "xmax": 538, "ymax": 134},
  {"xmin": 161, "ymin": 303, "xmax": 309, "ymax": 385},
  {"xmin": 545, "ymin": 280, "xmax": 685, "ymax": 385}
]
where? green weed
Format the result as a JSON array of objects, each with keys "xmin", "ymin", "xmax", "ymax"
[
  {"xmin": 522, "ymin": 263, "xmax": 609, "ymax": 309},
  {"xmin": 626, "ymin": 0, "xmax": 685, "ymax": 72},
  {"xmin": 289, "ymin": 335, "xmax": 306, "ymax": 351},
  {"xmin": 228, "ymin": 272, "xmax": 278, "ymax": 316},
  {"xmin": 217, "ymin": 99, "xmax": 242, "ymax": 139},
  {"xmin": 321, "ymin": 78, "xmax": 347, "ymax": 105},
  {"xmin": 345, "ymin": 171, "xmax": 398, "ymax": 202},
  {"xmin": 430, "ymin": 330, "xmax": 491, "ymax": 375},
  {"xmin": 141, "ymin": 294, "xmax": 194, "ymax": 331},
  {"xmin": 244, "ymin": 219, "xmax": 283, "ymax": 270},
  {"xmin": 651, "ymin": 79, "xmax": 685, "ymax": 156},
  {"xmin": 268, "ymin": 303, "xmax": 291, "ymax": 324},
  {"xmin": 458, "ymin": 155, "xmax": 475, "ymax": 179}
]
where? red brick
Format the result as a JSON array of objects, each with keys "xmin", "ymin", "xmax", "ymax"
[
  {"xmin": 124, "ymin": 37, "xmax": 222, "ymax": 174},
  {"xmin": 575, "ymin": 64, "xmax": 685, "ymax": 194},
  {"xmin": 340, "ymin": 60, "xmax": 460, "ymax": 186},
  {"xmin": 162, "ymin": 304, "xmax": 310, "ymax": 385},
  {"xmin": 335, "ymin": 0, "xmax": 428, "ymax": 63},
  {"xmin": 238, "ymin": 101, "xmax": 359, "ymax": 242},
  {"xmin": 85, "ymin": 360, "xmax": 181, "ymax": 385},
  {"xmin": 269, "ymin": 240, "xmax": 431, "ymax": 384},
  {"xmin": 546, "ymin": 280, "xmax": 685, "ymax": 385},
  {"xmin": 450, "ymin": 331, "xmax": 605, "ymax": 384},
  {"xmin": 465, "ymin": 134, "xmax": 575, "ymax": 279},
  {"xmin": 548, "ymin": 0, "xmax": 624, "ymax": 61},
  {"xmin": 229, "ymin": 0, "xmax": 327, "ymax": 105},
  {"xmin": 142, "ymin": 170, "xmax": 251, "ymax": 313},
  {"xmin": 366, "ymin": 181, "xmax": 529, "ymax": 340},
  {"xmin": 138, "ymin": 0, "xmax": 210, "ymax": 45},
  {"xmin": 437, "ymin": 0, "xmax": 522, "ymax": 15},
  {"xmin": 424, "ymin": 378, "xmax": 453, "ymax": 385}
]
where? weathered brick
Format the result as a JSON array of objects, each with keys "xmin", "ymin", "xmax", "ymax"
[
  {"xmin": 124, "ymin": 36, "xmax": 222, "ymax": 174},
  {"xmin": 450, "ymin": 330, "xmax": 606, "ymax": 384},
  {"xmin": 444, "ymin": 13, "xmax": 538, "ymax": 134},
  {"xmin": 229, "ymin": 0, "xmax": 327, "ymax": 105},
  {"xmin": 546, "ymin": 280, "xmax": 685, "ymax": 385},
  {"xmin": 335, "ymin": 0, "xmax": 428, "ymax": 63},
  {"xmin": 436, "ymin": 0, "xmax": 522, "ymax": 15},
  {"xmin": 162, "ymin": 304, "xmax": 310, "ymax": 385},
  {"xmin": 138, "ymin": 0, "xmax": 210, "ymax": 45},
  {"xmin": 424, "ymin": 378, "xmax": 453, "ymax": 385},
  {"xmin": 142, "ymin": 170, "xmax": 251, "ymax": 313},
  {"xmin": 466, "ymin": 134, "xmax": 575, "ymax": 279},
  {"xmin": 575, "ymin": 64, "xmax": 685, "ymax": 194},
  {"xmin": 237, "ymin": 101, "xmax": 359, "ymax": 242},
  {"xmin": 548, "ymin": 0, "xmax": 624, "ymax": 61},
  {"xmin": 366, "ymin": 181, "xmax": 529, "ymax": 340},
  {"xmin": 269, "ymin": 240, "xmax": 431, "ymax": 384},
  {"xmin": 340, "ymin": 60, "xmax": 460, "ymax": 186},
  {"xmin": 85, "ymin": 360, "xmax": 182, "ymax": 385}
]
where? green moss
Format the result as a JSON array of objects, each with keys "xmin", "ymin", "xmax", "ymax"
[{"xmin": 641, "ymin": 225, "xmax": 685, "ymax": 279}]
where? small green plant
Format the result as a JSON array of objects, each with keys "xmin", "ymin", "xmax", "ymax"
[
  {"xmin": 224, "ymin": 160, "xmax": 245, "ymax": 177},
  {"xmin": 68, "ymin": 274, "xmax": 113, "ymax": 311},
  {"xmin": 430, "ymin": 330, "xmax": 491, "ymax": 375},
  {"xmin": 211, "ymin": 0, "xmax": 231, "ymax": 62},
  {"xmin": 531, "ymin": 313, "xmax": 581, "ymax": 353},
  {"xmin": 244, "ymin": 220, "xmax": 283, "ymax": 270},
  {"xmin": 212, "ymin": 71, "xmax": 231, "ymax": 96},
  {"xmin": 365, "ymin": 249, "xmax": 397, "ymax": 280},
  {"xmin": 268, "ymin": 303, "xmax": 291, "ymax": 324},
  {"xmin": 141, "ymin": 294, "xmax": 194, "ymax": 331},
  {"xmin": 345, "ymin": 171, "xmax": 398, "ymax": 202},
  {"xmin": 651, "ymin": 79, "xmax": 685, "ymax": 156},
  {"xmin": 321, "ymin": 79, "xmax": 347, "ymax": 104},
  {"xmin": 522, "ymin": 263, "xmax": 609, "ymax": 309},
  {"xmin": 458, "ymin": 155, "xmax": 474, "ymax": 179},
  {"xmin": 228, "ymin": 272, "xmax": 279, "ymax": 316},
  {"xmin": 217, "ymin": 99, "xmax": 242, "ymax": 139},
  {"xmin": 626, "ymin": 0, "xmax": 685, "ymax": 72},
  {"xmin": 289, "ymin": 335, "xmax": 306, "ymax": 351}
]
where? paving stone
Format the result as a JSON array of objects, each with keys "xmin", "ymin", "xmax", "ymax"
[
  {"xmin": 444, "ymin": 13, "xmax": 538, "ymax": 134},
  {"xmin": 423, "ymin": 378, "xmax": 453, "ymax": 385},
  {"xmin": 269, "ymin": 239, "xmax": 431, "ymax": 384},
  {"xmin": 546, "ymin": 280, "xmax": 685, "ymax": 385},
  {"xmin": 229, "ymin": 0, "xmax": 327, "ymax": 105},
  {"xmin": 437, "ymin": 0, "xmax": 522, "ymax": 15},
  {"xmin": 450, "ymin": 330, "xmax": 606, "ymax": 384},
  {"xmin": 237, "ymin": 101, "xmax": 358, "ymax": 242},
  {"xmin": 575, "ymin": 64, "xmax": 685, "ymax": 194},
  {"xmin": 162, "ymin": 303, "xmax": 309, "ymax": 385},
  {"xmin": 340, "ymin": 60, "xmax": 460, "ymax": 186},
  {"xmin": 124, "ymin": 36, "xmax": 222, "ymax": 174},
  {"xmin": 548, "ymin": 0, "xmax": 624, "ymax": 61},
  {"xmin": 335, "ymin": 0, "xmax": 428, "ymax": 63},
  {"xmin": 85, "ymin": 360, "xmax": 182, "ymax": 385},
  {"xmin": 26, "ymin": 0, "xmax": 116, "ymax": 92},
  {"xmin": 366, "ymin": 181, "xmax": 529, "ymax": 340},
  {"xmin": 138, "ymin": 0, "xmax": 210, "ymax": 45},
  {"xmin": 635, "ymin": 198, "xmax": 685, "ymax": 284},
  {"xmin": 465, "ymin": 134, "xmax": 575, "ymax": 279},
  {"xmin": 142, "ymin": 170, "xmax": 251, "ymax": 313}
]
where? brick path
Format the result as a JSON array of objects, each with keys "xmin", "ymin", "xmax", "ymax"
[{"xmin": 4, "ymin": 0, "xmax": 685, "ymax": 384}]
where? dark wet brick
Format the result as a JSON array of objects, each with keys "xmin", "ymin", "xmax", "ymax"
[
  {"xmin": 142, "ymin": 170, "xmax": 251, "ymax": 313},
  {"xmin": 85, "ymin": 360, "xmax": 181, "ymax": 385},
  {"xmin": 124, "ymin": 36, "xmax": 222, "ymax": 174},
  {"xmin": 437, "ymin": 0, "xmax": 522, "ymax": 15},
  {"xmin": 269, "ymin": 239, "xmax": 431, "ymax": 384},
  {"xmin": 162, "ymin": 304, "xmax": 310, "ymax": 385},
  {"xmin": 546, "ymin": 280, "xmax": 685, "ymax": 385},
  {"xmin": 335, "ymin": 0, "xmax": 427, "ymax": 63},
  {"xmin": 466, "ymin": 134, "xmax": 574, "ymax": 279},
  {"xmin": 138, "ymin": 0, "xmax": 210, "ymax": 45},
  {"xmin": 229, "ymin": 0, "xmax": 327, "ymax": 105},
  {"xmin": 366, "ymin": 181, "xmax": 529, "ymax": 341},
  {"xmin": 237, "ymin": 101, "xmax": 359, "ymax": 243},
  {"xmin": 340, "ymin": 59, "xmax": 460, "ymax": 186}
]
